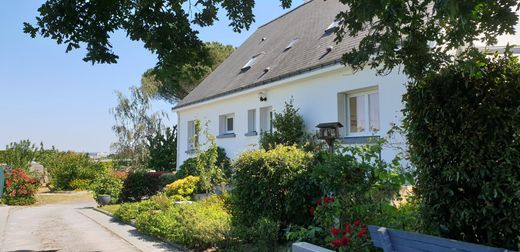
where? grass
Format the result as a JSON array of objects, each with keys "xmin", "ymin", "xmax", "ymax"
[
  {"xmin": 99, "ymin": 204, "xmax": 121, "ymax": 215},
  {"xmin": 35, "ymin": 188, "xmax": 94, "ymax": 205}
]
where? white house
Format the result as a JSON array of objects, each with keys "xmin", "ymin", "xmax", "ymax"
[{"xmin": 173, "ymin": 0, "xmax": 520, "ymax": 168}]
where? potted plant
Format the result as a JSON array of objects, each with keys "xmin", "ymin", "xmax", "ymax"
[{"xmin": 91, "ymin": 173, "xmax": 123, "ymax": 205}]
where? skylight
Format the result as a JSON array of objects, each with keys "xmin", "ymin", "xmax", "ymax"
[
  {"xmin": 325, "ymin": 19, "xmax": 341, "ymax": 33},
  {"xmin": 241, "ymin": 52, "xmax": 264, "ymax": 71},
  {"xmin": 284, "ymin": 38, "xmax": 300, "ymax": 51}
]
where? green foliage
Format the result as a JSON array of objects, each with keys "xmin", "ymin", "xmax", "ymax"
[
  {"xmin": 176, "ymin": 146, "xmax": 231, "ymax": 181},
  {"xmin": 40, "ymin": 151, "xmax": 104, "ymax": 191},
  {"xmin": 252, "ymin": 218, "xmax": 279, "ymax": 252},
  {"xmin": 90, "ymin": 174, "xmax": 124, "ymax": 204},
  {"xmin": 120, "ymin": 171, "xmax": 164, "ymax": 202},
  {"xmin": 23, "ymin": 0, "xmax": 284, "ymax": 80},
  {"xmin": 2, "ymin": 168, "xmax": 40, "ymax": 206},
  {"xmin": 311, "ymin": 142, "xmax": 409, "ymax": 226},
  {"xmin": 260, "ymin": 99, "xmax": 306, "ymax": 150},
  {"xmin": 231, "ymin": 145, "xmax": 318, "ymax": 228},
  {"xmin": 0, "ymin": 140, "xmax": 38, "ymax": 170},
  {"xmin": 114, "ymin": 198, "xmax": 166, "ymax": 223},
  {"xmin": 146, "ymin": 126, "xmax": 177, "ymax": 171},
  {"xmin": 141, "ymin": 42, "xmax": 235, "ymax": 101},
  {"xmin": 403, "ymin": 52, "xmax": 520, "ymax": 249},
  {"xmin": 68, "ymin": 179, "xmax": 91, "ymax": 190},
  {"xmin": 158, "ymin": 173, "xmax": 177, "ymax": 188},
  {"xmin": 337, "ymin": 0, "xmax": 519, "ymax": 80},
  {"xmin": 165, "ymin": 176, "xmax": 200, "ymax": 201},
  {"xmin": 111, "ymin": 86, "xmax": 165, "ymax": 169},
  {"xmin": 132, "ymin": 195, "xmax": 231, "ymax": 250}
]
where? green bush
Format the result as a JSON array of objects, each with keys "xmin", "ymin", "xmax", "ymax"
[
  {"xmin": 252, "ymin": 218, "xmax": 279, "ymax": 252},
  {"xmin": 40, "ymin": 151, "xmax": 103, "ymax": 190},
  {"xmin": 403, "ymin": 52, "xmax": 520, "ymax": 248},
  {"xmin": 158, "ymin": 173, "xmax": 177, "ymax": 187},
  {"xmin": 69, "ymin": 179, "xmax": 91, "ymax": 190},
  {"xmin": 90, "ymin": 174, "xmax": 124, "ymax": 204},
  {"xmin": 231, "ymin": 145, "xmax": 318, "ymax": 228},
  {"xmin": 165, "ymin": 176, "xmax": 200, "ymax": 201},
  {"xmin": 120, "ymin": 171, "xmax": 164, "ymax": 202},
  {"xmin": 114, "ymin": 197, "xmax": 166, "ymax": 223},
  {"xmin": 2, "ymin": 168, "xmax": 40, "ymax": 206},
  {"xmin": 134, "ymin": 195, "xmax": 231, "ymax": 250},
  {"xmin": 259, "ymin": 99, "xmax": 306, "ymax": 150}
]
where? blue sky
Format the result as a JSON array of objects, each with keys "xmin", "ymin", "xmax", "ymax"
[{"xmin": 0, "ymin": 1, "xmax": 297, "ymax": 152}]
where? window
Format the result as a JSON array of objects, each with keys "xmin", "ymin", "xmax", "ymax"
[
  {"xmin": 347, "ymin": 91, "xmax": 379, "ymax": 135},
  {"xmin": 284, "ymin": 38, "xmax": 299, "ymax": 51},
  {"xmin": 247, "ymin": 109, "xmax": 257, "ymax": 135},
  {"xmin": 187, "ymin": 120, "xmax": 197, "ymax": 149},
  {"xmin": 325, "ymin": 19, "xmax": 341, "ymax": 33},
  {"xmin": 260, "ymin": 106, "xmax": 273, "ymax": 133},
  {"xmin": 219, "ymin": 113, "xmax": 235, "ymax": 136},
  {"xmin": 241, "ymin": 52, "xmax": 265, "ymax": 71}
]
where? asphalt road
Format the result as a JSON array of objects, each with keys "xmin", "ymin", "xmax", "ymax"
[{"xmin": 0, "ymin": 199, "xmax": 140, "ymax": 252}]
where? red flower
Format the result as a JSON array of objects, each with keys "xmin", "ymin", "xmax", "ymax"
[
  {"xmin": 354, "ymin": 219, "xmax": 362, "ymax": 227},
  {"xmin": 330, "ymin": 227, "xmax": 340, "ymax": 236},
  {"xmin": 345, "ymin": 224, "xmax": 351, "ymax": 234},
  {"xmin": 358, "ymin": 228, "xmax": 368, "ymax": 238},
  {"xmin": 324, "ymin": 196, "xmax": 331, "ymax": 204},
  {"xmin": 340, "ymin": 236, "xmax": 350, "ymax": 246},
  {"xmin": 315, "ymin": 198, "xmax": 322, "ymax": 205},
  {"xmin": 309, "ymin": 207, "xmax": 315, "ymax": 216},
  {"xmin": 330, "ymin": 238, "xmax": 342, "ymax": 248}
]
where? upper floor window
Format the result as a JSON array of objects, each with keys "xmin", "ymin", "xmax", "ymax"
[{"xmin": 347, "ymin": 90, "xmax": 379, "ymax": 135}]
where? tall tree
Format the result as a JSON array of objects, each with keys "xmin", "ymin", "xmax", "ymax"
[
  {"xmin": 111, "ymin": 86, "xmax": 165, "ymax": 168},
  {"xmin": 24, "ymin": 1, "xmax": 519, "ymax": 81},
  {"xmin": 141, "ymin": 42, "xmax": 234, "ymax": 102},
  {"xmin": 0, "ymin": 140, "xmax": 38, "ymax": 170}
]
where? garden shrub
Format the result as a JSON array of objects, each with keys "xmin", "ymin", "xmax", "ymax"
[
  {"xmin": 69, "ymin": 179, "xmax": 90, "ymax": 190},
  {"xmin": 2, "ymin": 168, "xmax": 40, "ymax": 205},
  {"xmin": 165, "ymin": 176, "xmax": 200, "ymax": 201},
  {"xmin": 259, "ymin": 99, "xmax": 306, "ymax": 150},
  {"xmin": 311, "ymin": 143, "xmax": 408, "ymax": 227},
  {"xmin": 232, "ymin": 145, "xmax": 318, "ymax": 228},
  {"xmin": 158, "ymin": 173, "xmax": 177, "ymax": 187},
  {"xmin": 90, "ymin": 173, "xmax": 124, "ymax": 204},
  {"xmin": 40, "ymin": 151, "xmax": 103, "ymax": 190},
  {"xmin": 120, "ymin": 171, "xmax": 167, "ymax": 201},
  {"xmin": 403, "ymin": 52, "xmax": 520, "ymax": 248},
  {"xmin": 114, "ymin": 197, "xmax": 166, "ymax": 223},
  {"xmin": 133, "ymin": 195, "xmax": 231, "ymax": 250},
  {"xmin": 252, "ymin": 218, "xmax": 279, "ymax": 252}
]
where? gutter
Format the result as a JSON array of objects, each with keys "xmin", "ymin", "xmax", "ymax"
[{"xmin": 173, "ymin": 58, "xmax": 344, "ymax": 111}]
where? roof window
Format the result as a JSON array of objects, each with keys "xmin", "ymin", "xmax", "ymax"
[
  {"xmin": 325, "ymin": 19, "xmax": 341, "ymax": 33},
  {"xmin": 241, "ymin": 52, "xmax": 265, "ymax": 71},
  {"xmin": 284, "ymin": 38, "xmax": 300, "ymax": 51}
]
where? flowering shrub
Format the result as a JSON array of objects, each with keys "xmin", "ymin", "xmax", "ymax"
[
  {"xmin": 327, "ymin": 220, "xmax": 371, "ymax": 251},
  {"xmin": 90, "ymin": 173, "xmax": 124, "ymax": 204},
  {"xmin": 3, "ymin": 168, "xmax": 40, "ymax": 205}
]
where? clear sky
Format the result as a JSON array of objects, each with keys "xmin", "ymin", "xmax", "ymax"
[{"xmin": 0, "ymin": 1, "xmax": 298, "ymax": 153}]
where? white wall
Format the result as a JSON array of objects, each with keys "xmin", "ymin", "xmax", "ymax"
[{"xmin": 175, "ymin": 65, "xmax": 408, "ymax": 168}]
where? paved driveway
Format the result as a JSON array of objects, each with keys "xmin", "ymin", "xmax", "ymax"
[{"xmin": 0, "ymin": 197, "xmax": 179, "ymax": 252}]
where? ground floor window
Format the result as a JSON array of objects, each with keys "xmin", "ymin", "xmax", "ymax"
[{"xmin": 346, "ymin": 90, "xmax": 379, "ymax": 135}]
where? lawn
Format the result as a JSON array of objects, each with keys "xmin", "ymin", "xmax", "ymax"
[{"xmin": 99, "ymin": 204, "xmax": 121, "ymax": 215}]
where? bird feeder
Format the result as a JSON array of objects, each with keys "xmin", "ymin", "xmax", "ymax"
[{"xmin": 316, "ymin": 122, "xmax": 343, "ymax": 153}]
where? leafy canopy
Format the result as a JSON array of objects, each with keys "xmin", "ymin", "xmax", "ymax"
[
  {"xmin": 141, "ymin": 42, "xmax": 234, "ymax": 102},
  {"xmin": 24, "ymin": 0, "xmax": 519, "ymax": 81},
  {"xmin": 337, "ymin": 0, "xmax": 520, "ymax": 78}
]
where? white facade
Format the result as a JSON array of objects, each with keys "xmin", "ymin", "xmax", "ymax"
[{"xmin": 174, "ymin": 64, "xmax": 408, "ymax": 168}]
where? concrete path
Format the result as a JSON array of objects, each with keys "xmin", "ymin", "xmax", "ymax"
[{"xmin": 0, "ymin": 198, "xmax": 182, "ymax": 252}]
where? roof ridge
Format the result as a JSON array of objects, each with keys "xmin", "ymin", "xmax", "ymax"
[{"xmin": 257, "ymin": 0, "xmax": 315, "ymax": 29}]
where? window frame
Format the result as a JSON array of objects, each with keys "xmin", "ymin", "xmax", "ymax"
[
  {"xmin": 346, "ymin": 89, "xmax": 380, "ymax": 137},
  {"xmin": 225, "ymin": 114, "xmax": 234, "ymax": 134}
]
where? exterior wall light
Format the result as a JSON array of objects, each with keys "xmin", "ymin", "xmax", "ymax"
[{"xmin": 258, "ymin": 91, "xmax": 267, "ymax": 102}]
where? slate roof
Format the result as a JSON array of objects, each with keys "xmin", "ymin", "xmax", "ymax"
[{"xmin": 175, "ymin": 0, "xmax": 363, "ymax": 109}]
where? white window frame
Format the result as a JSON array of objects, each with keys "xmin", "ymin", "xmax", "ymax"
[
  {"xmin": 346, "ymin": 89, "xmax": 380, "ymax": 137},
  {"xmin": 247, "ymin": 109, "xmax": 256, "ymax": 134},
  {"xmin": 225, "ymin": 114, "xmax": 234, "ymax": 134},
  {"xmin": 187, "ymin": 120, "xmax": 196, "ymax": 150},
  {"xmin": 260, "ymin": 106, "xmax": 273, "ymax": 133}
]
